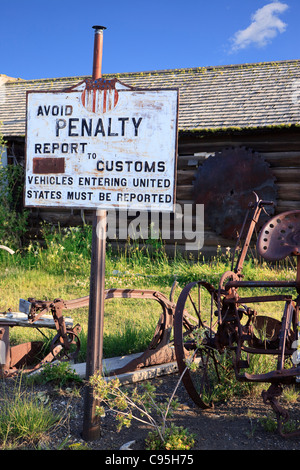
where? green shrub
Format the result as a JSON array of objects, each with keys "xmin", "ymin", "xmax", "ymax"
[
  {"xmin": 28, "ymin": 362, "xmax": 83, "ymax": 387},
  {"xmin": 0, "ymin": 163, "xmax": 28, "ymax": 249},
  {"xmin": 145, "ymin": 424, "xmax": 195, "ymax": 450},
  {"xmin": 91, "ymin": 373, "xmax": 196, "ymax": 450}
]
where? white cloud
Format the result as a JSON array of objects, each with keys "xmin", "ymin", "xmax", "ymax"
[{"xmin": 230, "ymin": 2, "xmax": 289, "ymax": 52}]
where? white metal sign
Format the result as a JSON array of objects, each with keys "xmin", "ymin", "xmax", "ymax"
[{"xmin": 25, "ymin": 79, "xmax": 178, "ymax": 212}]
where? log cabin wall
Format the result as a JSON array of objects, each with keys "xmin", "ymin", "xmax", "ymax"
[
  {"xmin": 6, "ymin": 127, "xmax": 300, "ymax": 258},
  {"xmin": 1, "ymin": 60, "xmax": 300, "ymax": 257},
  {"xmin": 176, "ymin": 128, "xmax": 300, "ymax": 257}
]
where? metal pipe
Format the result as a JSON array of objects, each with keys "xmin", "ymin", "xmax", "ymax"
[
  {"xmin": 82, "ymin": 25, "xmax": 107, "ymax": 441},
  {"xmin": 86, "ymin": 24, "xmax": 107, "ymax": 377},
  {"xmin": 225, "ymin": 281, "xmax": 297, "ymax": 289},
  {"xmin": 92, "ymin": 26, "xmax": 106, "ymax": 80}
]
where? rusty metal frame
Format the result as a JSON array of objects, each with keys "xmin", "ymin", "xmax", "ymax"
[
  {"xmin": 174, "ymin": 194, "xmax": 300, "ymax": 437},
  {"xmin": 0, "ymin": 287, "xmax": 177, "ymax": 378},
  {"xmin": 62, "ymin": 287, "xmax": 177, "ymax": 375}
]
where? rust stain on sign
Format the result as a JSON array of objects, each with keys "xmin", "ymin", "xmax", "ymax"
[{"xmin": 33, "ymin": 157, "xmax": 65, "ymax": 174}]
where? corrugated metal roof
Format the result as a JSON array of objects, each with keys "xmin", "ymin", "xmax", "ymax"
[{"xmin": 1, "ymin": 59, "xmax": 300, "ymax": 137}]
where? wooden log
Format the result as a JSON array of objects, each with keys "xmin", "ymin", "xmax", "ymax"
[
  {"xmin": 278, "ymin": 183, "xmax": 300, "ymax": 201},
  {"xmin": 262, "ymin": 152, "xmax": 300, "ymax": 168},
  {"xmin": 177, "ymin": 171, "xmax": 300, "ymax": 190},
  {"xmin": 176, "ymin": 185, "xmax": 194, "ymax": 200},
  {"xmin": 272, "ymin": 168, "xmax": 300, "ymax": 183},
  {"xmin": 176, "ymin": 169, "xmax": 196, "ymax": 184},
  {"xmin": 178, "ymin": 140, "xmax": 300, "ymax": 155},
  {"xmin": 276, "ymin": 200, "xmax": 300, "ymax": 211}
]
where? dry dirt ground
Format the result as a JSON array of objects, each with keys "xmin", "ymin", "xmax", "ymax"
[{"xmin": 4, "ymin": 371, "xmax": 300, "ymax": 453}]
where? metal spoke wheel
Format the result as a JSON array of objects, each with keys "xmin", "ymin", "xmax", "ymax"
[
  {"xmin": 50, "ymin": 328, "xmax": 81, "ymax": 362},
  {"xmin": 174, "ymin": 281, "xmax": 224, "ymax": 409}
]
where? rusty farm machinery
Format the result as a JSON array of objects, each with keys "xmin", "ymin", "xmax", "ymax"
[
  {"xmin": 174, "ymin": 195, "xmax": 300, "ymax": 437},
  {"xmin": 0, "ymin": 285, "xmax": 177, "ymax": 379},
  {"xmin": 1, "ymin": 195, "xmax": 300, "ymax": 437}
]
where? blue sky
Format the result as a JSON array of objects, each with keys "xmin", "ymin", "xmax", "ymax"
[{"xmin": 0, "ymin": 0, "xmax": 299, "ymax": 80}]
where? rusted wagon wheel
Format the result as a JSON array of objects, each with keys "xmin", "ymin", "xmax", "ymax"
[{"xmin": 174, "ymin": 281, "xmax": 223, "ymax": 409}]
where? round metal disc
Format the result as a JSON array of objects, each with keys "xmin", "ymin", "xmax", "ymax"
[
  {"xmin": 257, "ymin": 210, "xmax": 300, "ymax": 261},
  {"xmin": 193, "ymin": 147, "xmax": 277, "ymax": 239}
]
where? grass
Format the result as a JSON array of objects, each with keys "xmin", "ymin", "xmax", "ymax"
[
  {"xmin": 0, "ymin": 223, "xmax": 298, "ymax": 361},
  {"xmin": 0, "ymin": 224, "xmax": 300, "ymax": 448},
  {"xmin": 0, "ymin": 378, "xmax": 60, "ymax": 449}
]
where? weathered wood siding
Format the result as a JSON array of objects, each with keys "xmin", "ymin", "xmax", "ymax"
[
  {"xmin": 176, "ymin": 128, "xmax": 300, "ymax": 256},
  {"xmin": 7, "ymin": 127, "xmax": 300, "ymax": 257}
]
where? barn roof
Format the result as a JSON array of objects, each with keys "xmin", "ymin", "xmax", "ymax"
[{"xmin": 1, "ymin": 59, "xmax": 300, "ymax": 138}]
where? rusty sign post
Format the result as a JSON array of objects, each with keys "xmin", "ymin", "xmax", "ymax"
[
  {"xmin": 82, "ymin": 25, "xmax": 107, "ymax": 441},
  {"xmin": 25, "ymin": 25, "xmax": 178, "ymax": 442}
]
